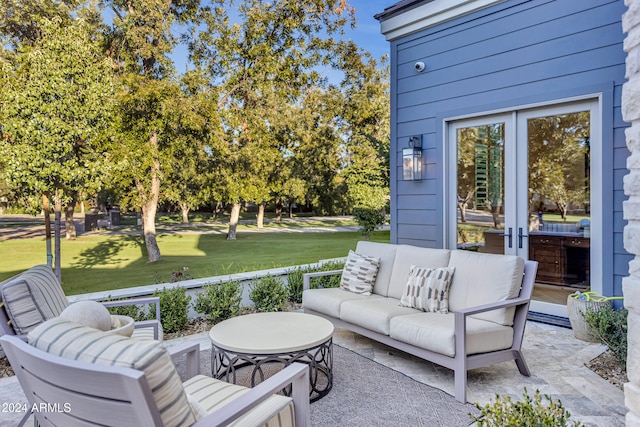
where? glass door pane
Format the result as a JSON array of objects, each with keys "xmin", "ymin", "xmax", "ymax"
[
  {"xmin": 456, "ymin": 123, "xmax": 505, "ymax": 253},
  {"xmin": 527, "ymin": 111, "xmax": 591, "ymax": 305}
]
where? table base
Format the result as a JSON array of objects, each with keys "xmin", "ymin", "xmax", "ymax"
[{"xmin": 211, "ymin": 338, "xmax": 333, "ymax": 402}]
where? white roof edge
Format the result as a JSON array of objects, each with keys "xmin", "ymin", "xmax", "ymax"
[{"xmin": 379, "ymin": 0, "xmax": 506, "ymax": 41}]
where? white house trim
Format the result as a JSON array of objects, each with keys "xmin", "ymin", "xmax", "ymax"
[{"xmin": 379, "ymin": 0, "xmax": 506, "ymax": 41}]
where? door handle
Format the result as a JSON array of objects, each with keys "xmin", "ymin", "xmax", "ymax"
[
  {"xmin": 518, "ymin": 227, "xmax": 528, "ymax": 249},
  {"xmin": 498, "ymin": 227, "xmax": 513, "ymax": 248}
]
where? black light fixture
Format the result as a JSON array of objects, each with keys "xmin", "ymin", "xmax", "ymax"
[{"xmin": 403, "ymin": 135, "xmax": 422, "ymax": 181}]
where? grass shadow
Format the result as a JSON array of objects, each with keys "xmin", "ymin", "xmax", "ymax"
[{"xmin": 70, "ymin": 235, "xmax": 146, "ymax": 269}]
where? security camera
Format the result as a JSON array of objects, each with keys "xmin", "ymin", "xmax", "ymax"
[{"xmin": 414, "ymin": 61, "xmax": 425, "ymax": 72}]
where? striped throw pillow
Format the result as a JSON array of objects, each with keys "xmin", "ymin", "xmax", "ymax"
[
  {"xmin": 28, "ymin": 317, "xmax": 196, "ymax": 427},
  {"xmin": 1, "ymin": 265, "xmax": 69, "ymax": 334},
  {"xmin": 399, "ymin": 266, "xmax": 456, "ymax": 313},
  {"xmin": 339, "ymin": 250, "xmax": 381, "ymax": 296}
]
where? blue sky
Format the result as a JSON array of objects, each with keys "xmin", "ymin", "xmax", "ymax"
[
  {"xmin": 341, "ymin": 0, "xmax": 390, "ymax": 60},
  {"xmin": 170, "ymin": 0, "xmax": 391, "ymax": 74}
]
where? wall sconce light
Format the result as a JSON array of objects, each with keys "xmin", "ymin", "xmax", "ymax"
[{"xmin": 403, "ymin": 135, "xmax": 422, "ymax": 181}]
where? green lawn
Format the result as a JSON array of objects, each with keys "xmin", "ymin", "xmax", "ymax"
[{"xmin": 0, "ymin": 231, "xmax": 389, "ymax": 295}]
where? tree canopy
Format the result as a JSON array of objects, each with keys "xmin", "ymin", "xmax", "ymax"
[{"xmin": 1, "ymin": 0, "xmax": 390, "ymax": 266}]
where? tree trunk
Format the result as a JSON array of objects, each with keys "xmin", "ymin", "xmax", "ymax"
[
  {"xmin": 458, "ymin": 201, "xmax": 467, "ymax": 223},
  {"xmin": 227, "ymin": 203, "xmax": 241, "ymax": 240},
  {"xmin": 140, "ymin": 133, "xmax": 162, "ymax": 263},
  {"xmin": 65, "ymin": 201, "xmax": 77, "ymax": 240},
  {"xmin": 180, "ymin": 202, "xmax": 190, "ymax": 224},
  {"xmin": 491, "ymin": 206, "xmax": 501, "ymax": 229},
  {"xmin": 257, "ymin": 202, "xmax": 265, "ymax": 229},
  {"xmin": 53, "ymin": 195, "xmax": 62, "ymax": 283},
  {"xmin": 275, "ymin": 199, "xmax": 283, "ymax": 223},
  {"xmin": 288, "ymin": 200, "xmax": 294, "ymax": 218},
  {"xmin": 43, "ymin": 194, "xmax": 53, "ymax": 267}
]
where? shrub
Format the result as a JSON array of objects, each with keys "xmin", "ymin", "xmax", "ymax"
[
  {"xmin": 287, "ymin": 261, "xmax": 346, "ymax": 303},
  {"xmin": 104, "ymin": 296, "xmax": 150, "ymax": 321},
  {"xmin": 286, "ymin": 266, "xmax": 310, "ymax": 304},
  {"xmin": 312, "ymin": 260, "xmax": 345, "ymax": 289},
  {"xmin": 250, "ymin": 275, "xmax": 288, "ymax": 312},
  {"xmin": 150, "ymin": 286, "xmax": 190, "ymax": 334},
  {"xmin": 193, "ymin": 280, "xmax": 242, "ymax": 323},
  {"xmin": 352, "ymin": 207, "xmax": 386, "ymax": 240},
  {"xmin": 583, "ymin": 305, "xmax": 628, "ymax": 368},
  {"xmin": 471, "ymin": 388, "xmax": 582, "ymax": 426}
]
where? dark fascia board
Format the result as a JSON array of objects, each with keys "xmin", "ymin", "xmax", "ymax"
[{"xmin": 374, "ymin": 0, "xmax": 433, "ymax": 22}]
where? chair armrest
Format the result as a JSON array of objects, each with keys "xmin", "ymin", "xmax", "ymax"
[
  {"xmin": 303, "ymin": 270, "xmax": 343, "ymax": 290},
  {"xmin": 167, "ymin": 341, "xmax": 201, "ymax": 380},
  {"xmin": 132, "ymin": 319, "xmax": 162, "ymax": 340},
  {"xmin": 101, "ymin": 296, "xmax": 161, "ymax": 321},
  {"xmin": 193, "ymin": 363, "xmax": 310, "ymax": 427}
]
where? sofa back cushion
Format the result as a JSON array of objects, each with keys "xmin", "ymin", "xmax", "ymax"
[
  {"xmin": 447, "ymin": 251, "xmax": 525, "ymax": 326},
  {"xmin": 354, "ymin": 241, "xmax": 398, "ymax": 296},
  {"xmin": 28, "ymin": 317, "xmax": 196, "ymax": 427},
  {"xmin": 387, "ymin": 246, "xmax": 451, "ymax": 300},
  {"xmin": 1, "ymin": 265, "xmax": 69, "ymax": 334}
]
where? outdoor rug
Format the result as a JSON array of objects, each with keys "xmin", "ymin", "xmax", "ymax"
[{"xmin": 173, "ymin": 344, "xmax": 478, "ymax": 426}]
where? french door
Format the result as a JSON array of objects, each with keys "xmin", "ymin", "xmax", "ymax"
[{"xmin": 447, "ymin": 100, "xmax": 598, "ymax": 317}]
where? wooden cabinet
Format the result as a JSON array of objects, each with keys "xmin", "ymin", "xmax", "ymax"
[
  {"xmin": 483, "ymin": 230, "xmax": 589, "ymax": 286},
  {"xmin": 529, "ymin": 233, "xmax": 589, "ymax": 286},
  {"xmin": 529, "ymin": 234, "xmax": 563, "ymax": 284}
]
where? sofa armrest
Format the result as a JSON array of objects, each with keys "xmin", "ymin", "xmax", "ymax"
[
  {"xmin": 454, "ymin": 296, "xmax": 530, "ymax": 318},
  {"xmin": 303, "ymin": 270, "xmax": 343, "ymax": 290},
  {"xmin": 453, "ymin": 295, "xmax": 531, "ymax": 359},
  {"xmin": 167, "ymin": 341, "xmax": 201, "ymax": 380},
  {"xmin": 193, "ymin": 362, "xmax": 310, "ymax": 427}
]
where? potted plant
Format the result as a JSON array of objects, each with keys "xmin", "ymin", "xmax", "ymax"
[{"xmin": 567, "ymin": 291, "xmax": 622, "ymax": 342}]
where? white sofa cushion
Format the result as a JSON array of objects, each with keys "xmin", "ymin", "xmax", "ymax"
[
  {"xmin": 303, "ymin": 288, "xmax": 381, "ymax": 318},
  {"xmin": 447, "ymin": 251, "xmax": 525, "ymax": 326},
  {"xmin": 387, "ymin": 246, "xmax": 451, "ymax": 299},
  {"xmin": 399, "ymin": 266, "xmax": 456, "ymax": 313},
  {"xmin": 28, "ymin": 317, "xmax": 195, "ymax": 427},
  {"xmin": 389, "ymin": 312, "xmax": 514, "ymax": 357},
  {"xmin": 340, "ymin": 250, "xmax": 380, "ymax": 295},
  {"xmin": 340, "ymin": 297, "xmax": 420, "ymax": 335},
  {"xmin": 354, "ymin": 241, "xmax": 398, "ymax": 296},
  {"xmin": 184, "ymin": 375, "xmax": 294, "ymax": 427}
]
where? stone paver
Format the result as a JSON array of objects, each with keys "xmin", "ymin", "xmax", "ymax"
[{"xmin": 0, "ymin": 320, "xmax": 625, "ymax": 426}]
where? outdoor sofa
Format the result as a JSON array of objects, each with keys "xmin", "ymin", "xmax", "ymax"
[{"xmin": 302, "ymin": 241, "xmax": 538, "ymax": 403}]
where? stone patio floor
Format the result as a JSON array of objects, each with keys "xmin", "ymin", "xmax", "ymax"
[{"xmin": 0, "ymin": 320, "xmax": 626, "ymax": 426}]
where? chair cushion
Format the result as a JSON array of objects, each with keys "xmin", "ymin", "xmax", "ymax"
[
  {"xmin": 447, "ymin": 251, "xmax": 525, "ymax": 326},
  {"xmin": 339, "ymin": 250, "xmax": 381, "ymax": 296},
  {"xmin": 340, "ymin": 297, "xmax": 420, "ymax": 335},
  {"xmin": 1, "ymin": 265, "xmax": 69, "ymax": 334},
  {"xmin": 399, "ymin": 266, "xmax": 456, "ymax": 313},
  {"xmin": 28, "ymin": 317, "xmax": 195, "ymax": 427},
  {"xmin": 389, "ymin": 312, "xmax": 514, "ymax": 357},
  {"xmin": 183, "ymin": 375, "xmax": 294, "ymax": 427},
  {"xmin": 303, "ymin": 288, "xmax": 381, "ymax": 318}
]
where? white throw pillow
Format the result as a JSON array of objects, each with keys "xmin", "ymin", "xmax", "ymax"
[
  {"xmin": 399, "ymin": 266, "xmax": 456, "ymax": 313},
  {"xmin": 339, "ymin": 250, "xmax": 381, "ymax": 296}
]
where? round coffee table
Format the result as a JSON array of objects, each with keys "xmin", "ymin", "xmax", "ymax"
[{"xmin": 209, "ymin": 312, "xmax": 334, "ymax": 402}]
